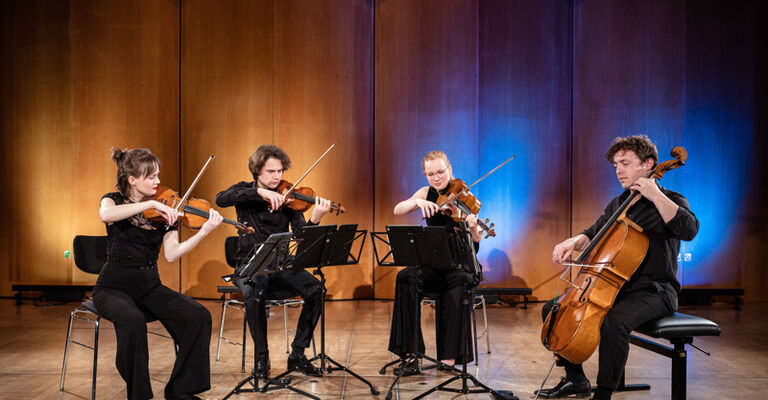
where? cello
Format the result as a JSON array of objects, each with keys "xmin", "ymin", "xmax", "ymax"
[{"xmin": 540, "ymin": 147, "xmax": 687, "ymax": 364}]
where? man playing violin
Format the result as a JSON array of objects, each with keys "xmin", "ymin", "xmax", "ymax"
[
  {"xmin": 216, "ymin": 144, "xmax": 331, "ymax": 378},
  {"xmin": 537, "ymin": 135, "xmax": 699, "ymax": 400},
  {"xmin": 388, "ymin": 150, "xmax": 485, "ymax": 376}
]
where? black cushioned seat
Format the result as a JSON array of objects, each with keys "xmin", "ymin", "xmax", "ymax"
[
  {"xmin": 622, "ymin": 312, "xmax": 721, "ymax": 400},
  {"xmin": 635, "ymin": 312, "xmax": 721, "ymax": 338}
]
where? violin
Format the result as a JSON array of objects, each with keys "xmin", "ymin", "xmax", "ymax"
[
  {"xmin": 435, "ymin": 179, "xmax": 496, "ymax": 238},
  {"xmin": 144, "ymin": 186, "xmax": 254, "ymax": 234},
  {"xmin": 275, "ymin": 179, "xmax": 345, "ymax": 215},
  {"xmin": 540, "ymin": 147, "xmax": 687, "ymax": 364}
]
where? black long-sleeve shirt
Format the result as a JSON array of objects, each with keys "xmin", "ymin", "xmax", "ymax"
[
  {"xmin": 581, "ymin": 184, "xmax": 699, "ymax": 309},
  {"xmin": 216, "ymin": 181, "xmax": 317, "ymax": 261}
]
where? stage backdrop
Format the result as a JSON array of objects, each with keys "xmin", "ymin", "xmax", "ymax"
[{"xmin": 2, "ymin": 0, "xmax": 764, "ymax": 302}]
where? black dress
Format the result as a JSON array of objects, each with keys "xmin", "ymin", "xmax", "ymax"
[
  {"xmin": 93, "ymin": 192, "xmax": 212, "ymax": 400},
  {"xmin": 387, "ymin": 186, "xmax": 476, "ymax": 363}
]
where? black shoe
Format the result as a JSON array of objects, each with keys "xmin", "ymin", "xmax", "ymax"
[
  {"xmin": 394, "ymin": 357, "xmax": 420, "ymax": 377},
  {"xmin": 534, "ymin": 376, "xmax": 591, "ymax": 398},
  {"xmin": 287, "ymin": 354, "xmax": 322, "ymax": 377},
  {"xmin": 253, "ymin": 355, "xmax": 270, "ymax": 378}
]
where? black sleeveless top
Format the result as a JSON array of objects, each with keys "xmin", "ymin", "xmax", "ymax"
[{"xmin": 96, "ymin": 192, "xmax": 178, "ymax": 291}]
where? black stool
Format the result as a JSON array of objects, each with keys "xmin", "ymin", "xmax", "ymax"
[{"xmin": 618, "ymin": 312, "xmax": 721, "ymax": 400}]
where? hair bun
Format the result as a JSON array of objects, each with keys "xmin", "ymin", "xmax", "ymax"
[{"xmin": 111, "ymin": 147, "xmax": 126, "ymax": 163}]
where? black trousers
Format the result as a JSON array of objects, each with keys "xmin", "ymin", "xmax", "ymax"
[
  {"xmin": 388, "ymin": 266, "xmax": 475, "ymax": 363},
  {"xmin": 235, "ymin": 268, "xmax": 322, "ymax": 362},
  {"xmin": 93, "ymin": 282, "xmax": 212, "ymax": 400},
  {"xmin": 542, "ymin": 287, "xmax": 674, "ymax": 390}
]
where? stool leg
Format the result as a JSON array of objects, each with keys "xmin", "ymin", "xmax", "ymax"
[
  {"xmin": 92, "ymin": 318, "xmax": 100, "ymax": 400},
  {"xmin": 59, "ymin": 310, "xmax": 76, "ymax": 391},
  {"xmin": 216, "ymin": 299, "xmax": 227, "ymax": 361},
  {"xmin": 672, "ymin": 341, "xmax": 688, "ymax": 400}
]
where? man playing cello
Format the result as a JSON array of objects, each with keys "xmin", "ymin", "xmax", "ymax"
[{"xmin": 537, "ymin": 135, "xmax": 699, "ymax": 400}]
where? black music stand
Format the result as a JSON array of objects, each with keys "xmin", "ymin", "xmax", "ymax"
[
  {"xmin": 371, "ymin": 223, "xmax": 514, "ymax": 400},
  {"xmin": 262, "ymin": 224, "xmax": 379, "ymax": 396},
  {"xmin": 222, "ymin": 232, "xmax": 319, "ymax": 400}
]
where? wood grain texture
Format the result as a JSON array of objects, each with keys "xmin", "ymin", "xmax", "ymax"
[
  {"xmin": 374, "ymin": 0, "xmax": 479, "ymax": 299},
  {"xmin": 273, "ymin": 0, "xmax": 374, "ymax": 299},
  {"xmin": 179, "ymin": 0, "xmax": 275, "ymax": 298}
]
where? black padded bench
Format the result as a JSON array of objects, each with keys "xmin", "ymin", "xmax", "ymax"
[
  {"xmin": 12, "ymin": 284, "xmax": 94, "ymax": 305},
  {"xmin": 617, "ymin": 312, "xmax": 721, "ymax": 400}
]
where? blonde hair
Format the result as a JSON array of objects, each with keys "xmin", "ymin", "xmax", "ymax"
[{"xmin": 422, "ymin": 150, "xmax": 451, "ymax": 171}]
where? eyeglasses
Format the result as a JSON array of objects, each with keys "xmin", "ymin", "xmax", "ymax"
[{"xmin": 425, "ymin": 169, "xmax": 448, "ymax": 179}]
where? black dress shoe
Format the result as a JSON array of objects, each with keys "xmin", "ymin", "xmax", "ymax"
[
  {"xmin": 534, "ymin": 376, "xmax": 591, "ymax": 398},
  {"xmin": 253, "ymin": 356, "xmax": 270, "ymax": 377},
  {"xmin": 394, "ymin": 357, "xmax": 420, "ymax": 376},
  {"xmin": 287, "ymin": 354, "xmax": 322, "ymax": 377}
]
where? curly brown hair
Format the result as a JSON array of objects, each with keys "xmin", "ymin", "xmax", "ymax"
[
  {"xmin": 605, "ymin": 135, "xmax": 658, "ymax": 167},
  {"xmin": 249, "ymin": 145, "xmax": 291, "ymax": 179}
]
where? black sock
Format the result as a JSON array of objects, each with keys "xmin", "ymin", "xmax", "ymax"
[
  {"xmin": 563, "ymin": 362, "xmax": 588, "ymax": 383},
  {"xmin": 289, "ymin": 346, "xmax": 304, "ymax": 358}
]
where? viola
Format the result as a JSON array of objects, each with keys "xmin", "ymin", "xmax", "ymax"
[
  {"xmin": 275, "ymin": 179, "xmax": 345, "ymax": 215},
  {"xmin": 144, "ymin": 186, "xmax": 254, "ymax": 234},
  {"xmin": 435, "ymin": 178, "xmax": 495, "ymax": 238},
  {"xmin": 540, "ymin": 147, "xmax": 687, "ymax": 364}
]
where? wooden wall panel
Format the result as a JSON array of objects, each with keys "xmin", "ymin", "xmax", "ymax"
[
  {"xmin": 682, "ymin": 1, "xmax": 764, "ymax": 301},
  {"xmin": 0, "ymin": 1, "xmax": 74, "ymax": 294},
  {"xmin": 180, "ymin": 0, "xmax": 275, "ymax": 298},
  {"xmin": 70, "ymin": 0, "xmax": 181, "ymax": 287},
  {"xmin": 274, "ymin": 0, "xmax": 374, "ymax": 299},
  {"xmin": 0, "ymin": 0, "xmax": 179, "ymax": 296},
  {"xmin": 478, "ymin": 0, "xmax": 572, "ymax": 300},
  {"xmin": 571, "ymin": 0, "xmax": 685, "ymax": 266},
  {"xmin": 374, "ymin": 0, "xmax": 479, "ymax": 299}
]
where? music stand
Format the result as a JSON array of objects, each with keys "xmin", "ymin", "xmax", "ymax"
[
  {"xmin": 371, "ymin": 225, "xmax": 458, "ymax": 399},
  {"xmin": 371, "ymin": 223, "xmax": 514, "ymax": 400},
  {"xmin": 223, "ymin": 232, "xmax": 318, "ymax": 400},
  {"xmin": 262, "ymin": 224, "xmax": 379, "ymax": 396},
  {"xmin": 236, "ymin": 232, "xmax": 295, "ymax": 278}
]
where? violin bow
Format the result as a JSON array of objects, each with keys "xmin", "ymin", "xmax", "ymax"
[
  {"xmin": 281, "ymin": 144, "xmax": 335, "ymax": 201},
  {"xmin": 465, "ymin": 155, "xmax": 516, "ymax": 190},
  {"xmin": 174, "ymin": 154, "xmax": 216, "ymax": 213}
]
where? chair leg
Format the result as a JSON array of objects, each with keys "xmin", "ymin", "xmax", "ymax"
[
  {"xmin": 59, "ymin": 310, "xmax": 75, "ymax": 391},
  {"xmin": 216, "ymin": 298, "xmax": 228, "ymax": 361},
  {"xmin": 481, "ymin": 296, "xmax": 490, "ymax": 353},
  {"xmin": 241, "ymin": 306, "xmax": 247, "ymax": 374},
  {"xmin": 472, "ymin": 301, "xmax": 479, "ymax": 365},
  {"xmin": 283, "ymin": 302, "xmax": 290, "ymax": 353},
  {"xmin": 92, "ymin": 318, "xmax": 100, "ymax": 400}
]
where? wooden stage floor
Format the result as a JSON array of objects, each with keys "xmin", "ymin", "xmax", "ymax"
[{"xmin": 0, "ymin": 298, "xmax": 765, "ymax": 399}]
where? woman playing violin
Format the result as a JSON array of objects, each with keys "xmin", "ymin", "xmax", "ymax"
[
  {"xmin": 537, "ymin": 136, "xmax": 698, "ymax": 400},
  {"xmin": 388, "ymin": 150, "xmax": 484, "ymax": 376},
  {"xmin": 94, "ymin": 147, "xmax": 223, "ymax": 400},
  {"xmin": 215, "ymin": 144, "xmax": 331, "ymax": 377}
]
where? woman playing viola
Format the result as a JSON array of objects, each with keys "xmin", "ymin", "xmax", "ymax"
[
  {"xmin": 93, "ymin": 147, "xmax": 223, "ymax": 400},
  {"xmin": 388, "ymin": 150, "xmax": 484, "ymax": 375}
]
